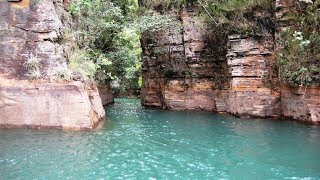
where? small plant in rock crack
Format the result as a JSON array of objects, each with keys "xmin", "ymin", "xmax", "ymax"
[
  {"xmin": 24, "ymin": 53, "xmax": 42, "ymax": 80},
  {"xmin": 52, "ymin": 65, "xmax": 73, "ymax": 81}
]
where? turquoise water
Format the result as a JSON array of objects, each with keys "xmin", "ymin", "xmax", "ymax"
[{"xmin": 1, "ymin": 98, "xmax": 320, "ymax": 179}]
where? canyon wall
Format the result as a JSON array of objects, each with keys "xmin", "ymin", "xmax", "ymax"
[
  {"xmin": 0, "ymin": 0, "xmax": 108, "ymax": 130},
  {"xmin": 141, "ymin": 7, "xmax": 280, "ymax": 117},
  {"xmin": 141, "ymin": 2, "xmax": 320, "ymax": 123}
]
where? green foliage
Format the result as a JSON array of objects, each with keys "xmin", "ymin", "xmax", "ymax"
[
  {"xmin": 95, "ymin": 52, "xmax": 113, "ymax": 84},
  {"xmin": 69, "ymin": 49, "xmax": 97, "ymax": 82},
  {"xmin": 201, "ymin": 0, "xmax": 274, "ymax": 36},
  {"xmin": 113, "ymin": 0, "xmax": 139, "ymax": 17},
  {"xmin": 52, "ymin": 65, "xmax": 73, "ymax": 81},
  {"xmin": 68, "ymin": 0, "xmax": 122, "ymax": 83},
  {"xmin": 68, "ymin": 0, "xmax": 181, "ymax": 94},
  {"xmin": 139, "ymin": 0, "xmax": 197, "ymax": 12},
  {"xmin": 24, "ymin": 53, "xmax": 41, "ymax": 80},
  {"xmin": 69, "ymin": 0, "xmax": 123, "ymax": 50},
  {"xmin": 131, "ymin": 13, "xmax": 182, "ymax": 33},
  {"xmin": 278, "ymin": 1, "xmax": 320, "ymax": 86},
  {"xmin": 104, "ymin": 28, "xmax": 142, "ymax": 93},
  {"xmin": 139, "ymin": 0, "xmax": 274, "ymax": 35},
  {"xmin": 68, "ymin": 49, "xmax": 113, "ymax": 83}
]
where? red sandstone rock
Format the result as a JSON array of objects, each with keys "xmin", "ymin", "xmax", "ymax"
[
  {"xmin": 0, "ymin": 80, "xmax": 105, "ymax": 130},
  {"xmin": 140, "ymin": 9, "xmax": 226, "ymax": 112},
  {"xmin": 227, "ymin": 35, "xmax": 281, "ymax": 118},
  {"xmin": 0, "ymin": 0, "xmax": 107, "ymax": 130}
]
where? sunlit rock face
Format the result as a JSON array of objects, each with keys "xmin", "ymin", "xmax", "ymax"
[
  {"xmin": 0, "ymin": 0, "xmax": 67, "ymax": 78},
  {"xmin": 0, "ymin": 80, "xmax": 105, "ymax": 130},
  {"xmin": 0, "ymin": 0, "xmax": 106, "ymax": 130}
]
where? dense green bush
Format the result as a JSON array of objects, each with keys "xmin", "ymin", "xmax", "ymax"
[
  {"xmin": 200, "ymin": 0, "xmax": 274, "ymax": 36},
  {"xmin": 278, "ymin": 1, "xmax": 320, "ymax": 86},
  {"xmin": 67, "ymin": 0, "xmax": 180, "ymax": 94},
  {"xmin": 139, "ymin": 0, "xmax": 197, "ymax": 12}
]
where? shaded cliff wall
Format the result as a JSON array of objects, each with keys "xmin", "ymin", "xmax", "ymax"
[
  {"xmin": 98, "ymin": 84, "xmax": 114, "ymax": 106},
  {"xmin": 0, "ymin": 0, "xmax": 107, "ymax": 130},
  {"xmin": 141, "ymin": 8, "xmax": 229, "ymax": 111},
  {"xmin": 281, "ymin": 86, "xmax": 320, "ymax": 123}
]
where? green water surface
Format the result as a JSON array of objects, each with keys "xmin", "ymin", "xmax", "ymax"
[{"xmin": 1, "ymin": 98, "xmax": 320, "ymax": 179}]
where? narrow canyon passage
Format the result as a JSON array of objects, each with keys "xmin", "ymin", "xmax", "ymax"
[{"xmin": 1, "ymin": 99, "xmax": 320, "ymax": 179}]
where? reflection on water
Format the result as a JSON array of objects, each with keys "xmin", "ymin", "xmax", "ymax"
[{"xmin": 1, "ymin": 98, "xmax": 320, "ymax": 179}]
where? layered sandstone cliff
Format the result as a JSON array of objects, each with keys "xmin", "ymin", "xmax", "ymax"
[
  {"xmin": 0, "ymin": 0, "xmax": 107, "ymax": 130},
  {"xmin": 227, "ymin": 34, "xmax": 281, "ymax": 118},
  {"xmin": 141, "ymin": 8, "xmax": 228, "ymax": 111},
  {"xmin": 141, "ymin": 7, "xmax": 280, "ymax": 117},
  {"xmin": 140, "ymin": 2, "xmax": 320, "ymax": 123}
]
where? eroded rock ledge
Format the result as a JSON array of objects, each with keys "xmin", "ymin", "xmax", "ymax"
[{"xmin": 0, "ymin": 79, "xmax": 105, "ymax": 130}]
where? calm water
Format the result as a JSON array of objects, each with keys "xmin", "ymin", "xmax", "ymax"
[{"xmin": 1, "ymin": 98, "xmax": 320, "ymax": 179}]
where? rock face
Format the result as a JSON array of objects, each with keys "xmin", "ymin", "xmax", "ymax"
[
  {"xmin": 0, "ymin": 79, "xmax": 105, "ymax": 130},
  {"xmin": 141, "ymin": 2, "xmax": 319, "ymax": 123},
  {"xmin": 141, "ymin": 8, "xmax": 280, "ymax": 117},
  {"xmin": 141, "ymin": 9, "xmax": 228, "ymax": 111},
  {"xmin": 0, "ymin": 0, "xmax": 70, "ymax": 78},
  {"xmin": 227, "ymin": 35, "xmax": 281, "ymax": 117},
  {"xmin": 0, "ymin": 0, "xmax": 106, "ymax": 130},
  {"xmin": 98, "ymin": 84, "xmax": 114, "ymax": 106},
  {"xmin": 281, "ymin": 86, "xmax": 320, "ymax": 123}
]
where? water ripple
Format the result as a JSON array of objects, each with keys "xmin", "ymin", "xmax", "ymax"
[{"xmin": 1, "ymin": 98, "xmax": 320, "ymax": 179}]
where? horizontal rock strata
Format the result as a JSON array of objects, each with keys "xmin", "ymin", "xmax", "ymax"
[
  {"xmin": 227, "ymin": 35, "xmax": 281, "ymax": 118},
  {"xmin": 141, "ymin": 9, "xmax": 228, "ymax": 111}
]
